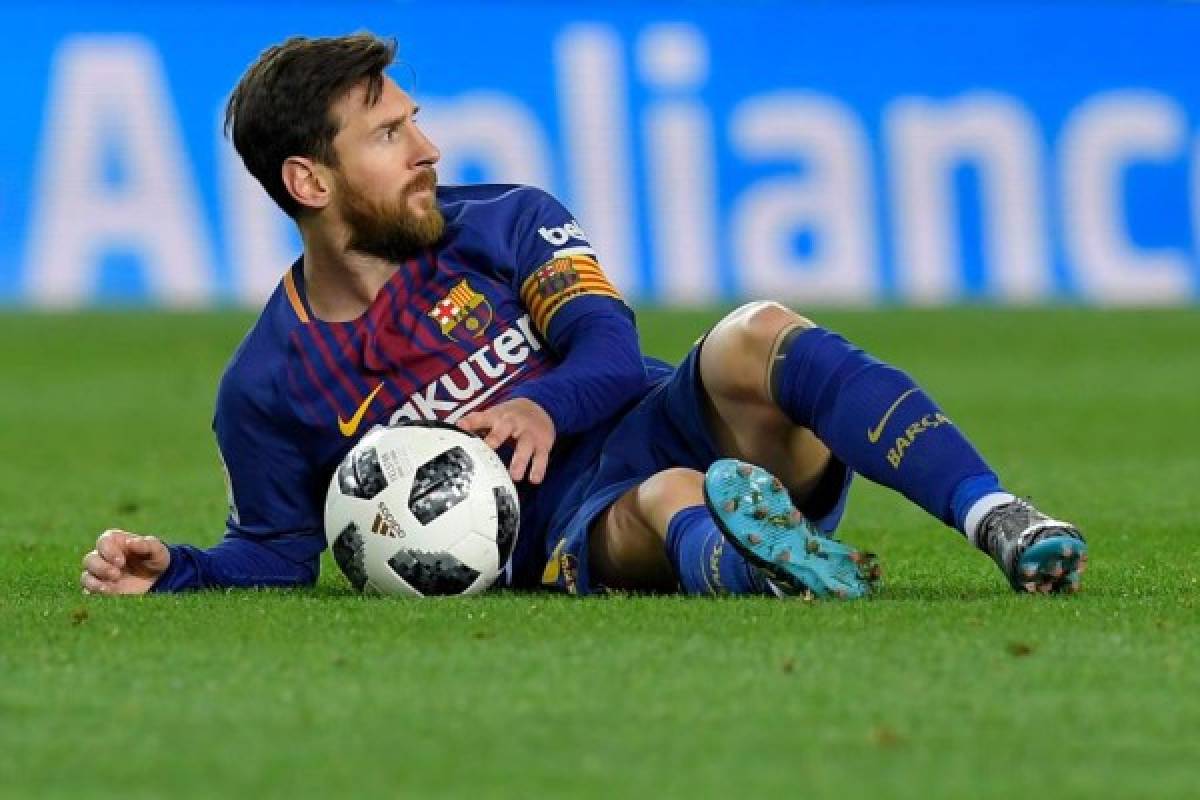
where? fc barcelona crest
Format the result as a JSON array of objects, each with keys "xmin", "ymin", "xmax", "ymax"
[
  {"xmin": 531, "ymin": 257, "xmax": 582, "ymax": 299},
  {"xmin": 428, "ymin": 279, "xmax": 494, "ymax": 339}
]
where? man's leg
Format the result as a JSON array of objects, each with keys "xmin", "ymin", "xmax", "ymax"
[
  {"xmin": 696, "ymin": 302, "xmax": 1086, "ymax": 593},
  {"xmin": 590, "ymin": 464, "xmax": 874, "ymax": 598},
  {"xmin": 589, "ymin": 468, "xmax": 770, "ymax": 596}
]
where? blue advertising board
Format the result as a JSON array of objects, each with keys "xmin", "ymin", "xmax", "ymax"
[{"xmin": 1, "ymin": 2, "xmax": 1198, "ymax": 306}]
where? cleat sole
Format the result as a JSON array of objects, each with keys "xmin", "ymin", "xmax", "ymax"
[
  {"xmin": 704, "ymin": 459, "xmax": 873, "ymax": 600},
  {"xmin": 1015, "ymin": 535, "xmax": 1088, "ymax": 594}
]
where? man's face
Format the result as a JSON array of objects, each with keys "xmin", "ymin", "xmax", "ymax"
[{"xmin": 327, "ymin": 76, "xmax": 443, "ymax": 262}]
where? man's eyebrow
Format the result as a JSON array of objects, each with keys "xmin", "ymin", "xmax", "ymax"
[{"xmin": 375, "ymin": 107, "xmax": 420, "ymax": 130}]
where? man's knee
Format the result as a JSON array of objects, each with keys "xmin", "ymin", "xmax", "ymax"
[
  {"xmin": 635, "ymin": 467, "xmax": 705, "ymax": 534},
  {"xmin": 702, "ymin": 302, "xmax": 816, "ymax": 401}
]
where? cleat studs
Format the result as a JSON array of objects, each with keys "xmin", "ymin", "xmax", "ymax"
[
  {"xmin": 723, "ymin": 499, "xmax": 738, "ymax": 513},
  {"xmin": 1061, "ymin": 544, "xmax": 1073, "ymax": 557},
  {"xmin": 771, "ymin": 478, "xmax": 784, "ymax": 492},
  {"xmin": 849, "ymin": 552, "xmax": 863, "ymax": 564},
  {"xmin": 1037, "ymin": 581, "xmax": 1054, "ymax": 594},
  {"xmin": 789, "ymin": 510, "xmax": 805, "ymax": 524},
  {"xmin": 868, "ymin": 565, "xmax": 882, "ymax": 581},
  {"xmin": 776, "ymin": 548, "xmax": 792, "ymax": 564},
  {"xmin": 747, "ymin": 534, "xmax": 763, "ymax": 546},
  {"xmin": 1021, "ymin": 563, "xmax": 1037, "ymax": 578},
  {"xmin": 1022, "ymin": 581, "xmax": 1037, "ymax": 593},
  {"xmin": 805, "ymin": 539, "xmax": 821, "ymax": 555},
  {"xmin": 753, "ymin": 507, "xmax": 768, "ymax": 520},
  {"xmin": 832, "ymin": 587, "xmax": 847, "ymax": 599},
  {"xmin": 736, "ymin": 464, "xmax": 753, "ymax": 478}
]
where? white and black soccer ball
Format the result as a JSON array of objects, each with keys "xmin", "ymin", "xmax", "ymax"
[{"xmin": 324, "ymin": 422, "xmax": 519, "ymax": 596}]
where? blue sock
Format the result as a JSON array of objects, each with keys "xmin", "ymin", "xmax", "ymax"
[
  {"xmin": 772, "ymin": 326, "xmax": 1003, "ymax": 531},
  {"xmin": 664, "ymin": 506, "xmax": 768, "ymax": 596}
]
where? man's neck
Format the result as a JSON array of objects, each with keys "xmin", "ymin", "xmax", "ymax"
[{"xmin": 300, "ymin": 232, "xmax": 399, "ymax": 323}]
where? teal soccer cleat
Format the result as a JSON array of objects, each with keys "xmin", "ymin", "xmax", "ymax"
[{"xmin": 703, "ymin": 459, "xmax": 879, "ymax": 599}]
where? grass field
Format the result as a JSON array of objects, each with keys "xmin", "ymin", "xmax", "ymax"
[{"xmin": 2, "ymin": 308, "xmax": 1199, "ymax": 799}]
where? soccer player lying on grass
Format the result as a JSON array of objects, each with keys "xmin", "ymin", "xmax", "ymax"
[{"xmin": 80, "ymin": 33, "xmax": 1087, "ymax": 599}]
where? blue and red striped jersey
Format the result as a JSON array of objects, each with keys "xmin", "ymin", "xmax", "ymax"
[{"xmin": 153, "ymin": 184, "xmax": 650, "ymax": 592}]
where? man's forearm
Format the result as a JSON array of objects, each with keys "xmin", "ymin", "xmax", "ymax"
[
  {"xmin": 150, "ymin": 535, "xmax": 319, "ymax": 592},
  {"xmin": 508, "ymin": 311, "xmax": 647, "ymax": 435}
]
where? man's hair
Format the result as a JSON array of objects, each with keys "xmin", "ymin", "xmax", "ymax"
[{"xmin": 224, "ymin": 32, "xmax": 397, "ymax": 218}]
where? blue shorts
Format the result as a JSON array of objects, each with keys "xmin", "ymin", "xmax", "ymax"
[{"xmin": 535, "ymin": 342, "xmax": 854, "ymax": 595}]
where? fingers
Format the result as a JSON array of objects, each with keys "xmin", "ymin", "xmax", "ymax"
[
  {"xmin": 508, "ymin": 435, "xmax": 534, "ymax": 483},
  {"xmin": 458, "ymin": 409, "xmax": 514, "ymax": 449},
  {"xmin": 80, "ymin": 529, "xmax": 155, "ymax": 594},
  {"xmin": 81, "ymin": 570, "xmax": 112, "ymax": 595},
  {"xmin": 126, "ymin": 535, "xmax": 169, "ymax": 571},
  {"xmin": 456, "ymin": 411, "xmax": 488, "ymax": 434},
  {"xmin": 506, "ymin": 431, "xmax": 553, "ymax": 484},
  {"xmin": 96, "ymin": 529, "xmax": 132, "ymax": 568},
  {"xmin": 82, "ymin": 550, "xmax": 121, "ymax": 582},
  {"xmin": 124, "ymin": 535, "xmax": 161, "ymax": 557},
  {"xmin": 483, "ymin": 417, "xmax": 515, "ymax": 451},
  {"xmin": 457, "ymin": 399, "xmax": 556, "ymax": 484},
  {"xmin": 529, "ymin": 442, "xmax": 550, "ymax": 485}
]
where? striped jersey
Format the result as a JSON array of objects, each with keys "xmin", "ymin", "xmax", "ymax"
[{"xmin": 210, "ymin": 184, "xmax": 639, "ymax": 581}]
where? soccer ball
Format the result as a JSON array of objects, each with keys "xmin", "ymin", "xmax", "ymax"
[{"xmin": 324, "ymin": 421, "xmax": 519, "ymax": 596}]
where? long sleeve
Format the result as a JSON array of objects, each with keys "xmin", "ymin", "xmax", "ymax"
[
  {"xmin": 152, "ymin": 535, "xmax": 320, "ymax": 592},
  {"xmin": 507, "ymin": 305, "xmax": 647, "ymax": 435},
  {"xmin": 497, "ymin": 187, "xmax": 650, "ymax": 434},
  {"xmin": 150, "ymin": 357, "xmax": 326, "ymax": 593}
]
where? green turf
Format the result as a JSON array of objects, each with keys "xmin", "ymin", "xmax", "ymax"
[{"xmin": 2, "ymin": 308, "xmax": 1198, "ymax": 800}]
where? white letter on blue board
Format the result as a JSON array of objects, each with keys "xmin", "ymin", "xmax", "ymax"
[{"xmin": 24, "ymin": 36, "xmax": 214, "ymax": 307}]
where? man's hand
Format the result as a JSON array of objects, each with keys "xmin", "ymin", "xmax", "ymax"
[
  {"xmin": 80, "ymin": 529, "xmax": 170, "ymax": 595},
  {"xmin": 458, "ymin": 398, "xmax": 556, "ymax": 484}
]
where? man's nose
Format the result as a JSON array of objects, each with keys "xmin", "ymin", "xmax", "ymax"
[{"xmin": 414, "ymin": 127, "xmax": 440, "ymax": 168}]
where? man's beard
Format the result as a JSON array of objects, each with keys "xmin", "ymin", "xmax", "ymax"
[{"xmin": 339, "ymin": 169, "xmax": 445, "ymax": 263}]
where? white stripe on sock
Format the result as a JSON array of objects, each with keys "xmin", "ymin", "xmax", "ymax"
[{"xmin": 963, "ymin": 492, "xmax": 1017, "ymax": 546}]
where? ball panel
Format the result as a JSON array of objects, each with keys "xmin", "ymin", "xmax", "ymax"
[
  {"xmin": 387, "ymin": 549, "xmax": 481, "ymax": 596},
  {"xmin": 408, "ymin": 445, "xmax": 474, "ymax": 524},
  {"xmin": 337, "ymin": 444, "xmax": 388, "ymax": 501},
  {"xmin": 330, "ymin": 522, "xmax": 368, "ymax": 591},
  {"xmin": 493, "ymin": 486, "xmax": 519, "ymax": 567}
]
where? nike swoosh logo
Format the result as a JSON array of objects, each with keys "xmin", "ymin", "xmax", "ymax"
[
  {"xmin": 338, "ymin": 383, "xmax": 385, "ymax": 437},
  {"xmin": 867, "ymin": 388, "xmax": 918, "ymax": 444}
]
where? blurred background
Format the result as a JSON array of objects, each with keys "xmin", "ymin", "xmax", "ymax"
[{"xmin": 1, "ymin": 0, "xmax": 1198, "ymax": 310}]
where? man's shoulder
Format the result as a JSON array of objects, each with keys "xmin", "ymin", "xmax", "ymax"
[
  {"xmin": 216, "ymin": 280, "xmax": 299, "ymax": 422},
  {"xmin": 438, "ymin": 183, "xmax": 563, "ymax": 227},
  {"xmin": 438, "ymin": 183, "xmax": 582, "ymax": 275}
]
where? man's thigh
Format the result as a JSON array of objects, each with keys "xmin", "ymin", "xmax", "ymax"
[
  {"xmin": 587, "ymin": 468, "xmax": 705, "ymax": 593},
  {"xmin": 696, "ymin": 302, "xmax": 833, "ymax": 501}
]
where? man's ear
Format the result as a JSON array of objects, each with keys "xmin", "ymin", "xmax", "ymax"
[{"xmin": 281, "ymin": 156, "xmax": 331, "ymax": 211}]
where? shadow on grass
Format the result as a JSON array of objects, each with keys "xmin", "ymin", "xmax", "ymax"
[{"xmin": 310, "ymin": 581, "xmax": 1028, "ymax": 604}]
